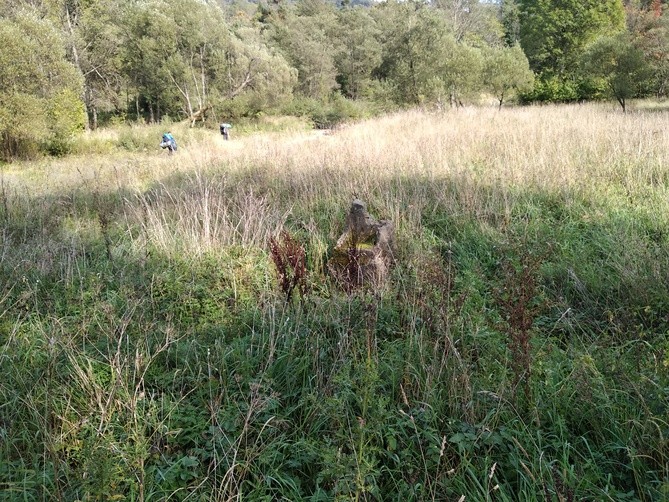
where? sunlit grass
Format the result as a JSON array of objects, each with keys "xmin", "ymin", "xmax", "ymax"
[{"xmin": 1, "ymin": 103, "xmax": 668, "ymax": 500}]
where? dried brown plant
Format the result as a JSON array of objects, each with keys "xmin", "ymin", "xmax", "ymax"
[{"xmin": 268, "ymin": 230, "xmax": 307, "ymax": 302}]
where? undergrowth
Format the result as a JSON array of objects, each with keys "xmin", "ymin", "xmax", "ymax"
[{"xmin": 0, "ymin": 105, "xmax": 668, "ymax": 501}]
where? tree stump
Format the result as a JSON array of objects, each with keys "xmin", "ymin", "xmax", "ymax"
[{"xmin": 328, "ymin": 199, "xmax": 395, "ymax": 290}]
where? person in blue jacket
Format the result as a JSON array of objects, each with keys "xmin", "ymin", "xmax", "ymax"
[{"xmin": 160, "ymin": 132, "xmax": 177, "ymax": 154}]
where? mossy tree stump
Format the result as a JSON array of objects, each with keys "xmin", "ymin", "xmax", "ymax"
[{"xmin": 328, "ymin": 199, "xmax": 395, "ymax": 290}]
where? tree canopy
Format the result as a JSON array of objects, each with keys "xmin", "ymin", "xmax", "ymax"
[
  {"xmin": 0, "ymin": 8, "xmax": 84, "ymax": 159},
  {"xmin": 581, "ymin": 32, "xmax": 651, "ymax": 111},
  {"xmin": 516, "ymin": 0, "xmax": 626, "ymax": 76},
  {"xmin": 1, "ymin": 0, "xmax": 668, "ymax": 158},
  {"xmin": 483, "ymin": 44, "xmax": 534, "ymax": 109}
]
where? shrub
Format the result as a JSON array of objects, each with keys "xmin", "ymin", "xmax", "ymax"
[
  {"xmin": 281, "ymin": 95, "xmax": 369, "ymax": 129},
  {"xmin": 44, "ymin": 89, "xmax": 86, "ymax": 156},
  {"xmin": 520, "ymin": 75, "xmax": 579, "ymax": 103}
]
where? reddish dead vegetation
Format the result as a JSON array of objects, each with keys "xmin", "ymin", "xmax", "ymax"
[
  {"xmin": 269, "ymin": 230, "xmax": 308, "ymax": 302},
  {"xmin": 651, "ymin": 0, "xmax": 662, "ymax": 18},
  {"xmin": 496, "ymin": 249, "xmax": 546, "ymax": 404},
  {"xmin": 342, "ymin": 235, "xmax": 363, "ymax": 293}
]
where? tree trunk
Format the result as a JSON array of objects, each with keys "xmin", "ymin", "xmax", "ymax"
[
  {"xmin": 86, "ymin": 88, "xmax": 98, "ymax": 130},
  {"xmin": 617, "ymin": 96, "xmax": 626, "ymax": 113},
  {"xmin": 66, "ymin": 4, "xmax": 90, "ymax": 130}
]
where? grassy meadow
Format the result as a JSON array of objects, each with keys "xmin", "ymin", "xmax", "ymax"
[{"xmin": 1, "ymin": 104, "xmax": 668, "ymax": 501}]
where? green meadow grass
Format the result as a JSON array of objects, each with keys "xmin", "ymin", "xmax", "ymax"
[{"xmin": 0, "ymin": 104, "xmax": 668, "ymax": 501}]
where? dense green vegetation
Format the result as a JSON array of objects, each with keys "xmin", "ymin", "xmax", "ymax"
[
  {"xmin": 1, "ymin": 0, "xmax": 669, "ymax": 499},
  {"xmin": 2, "ymin": 0, "xmax": 669, "ymax": 160},
  {"xmin": 0, "ymin": 106, "xmax": 668, "ymax": 500}
]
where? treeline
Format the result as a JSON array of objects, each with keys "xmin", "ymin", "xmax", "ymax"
[{"xmin": 0, "ymin": 0, "xmax": 668, "ymax": 159}]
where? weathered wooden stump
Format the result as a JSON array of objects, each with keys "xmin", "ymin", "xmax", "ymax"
[{"xmin": 328, "ymin": 199, "xmax": 395, "ymax": 290}]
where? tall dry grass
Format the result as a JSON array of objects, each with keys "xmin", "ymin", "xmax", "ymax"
[{"xmin": 3, "ymin": 102, "xmax": 668, "ymax": 261}]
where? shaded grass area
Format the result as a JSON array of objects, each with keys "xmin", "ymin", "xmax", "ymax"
[{"xmin": 0, "ymin": 155, "xmax": 668, "ymax": 501}]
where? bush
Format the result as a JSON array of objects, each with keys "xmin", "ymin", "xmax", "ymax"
[
  {"xmin": 520, "ymin": 75, "xmax": 579, "ymax": 103},
  {"xmin": 281, "ymin": 95, "xmax": 369, "ymax": 129},
  {"xmin": 70, "ymin": 131, "xmax": 117, "ymax": 156},
  {"xmin": 116, "ymin": 125, "xmax": 163, "ymax": 152},
  {"xmin": 576, "ymin": 76, "xmax": 609, "ymax": 101}
]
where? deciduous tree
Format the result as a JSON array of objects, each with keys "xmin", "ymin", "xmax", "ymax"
[
  {"xmin": 267, "ymin": 0, "xmax": 340, "ymax": 100},
  {"xmin": 120, "ymin": 1, "xmax": 180, "ymax": 122},
  {"xmin": 334, "ymin": 7, "xmax": 382, "ymax": 99},
  {"xmin": 517, "ymin": 0, "xmax": 626, "ymax": 76},
  {"xmin": 435, "ymin": 0, "xmax": 505, "ymax": 46},
  {"xmin": 373, "ymin": 2, "xmax": 454, "ymax": 105},
  {"xmin": 62, "ymin": 0, "xmax": 125, "ymax": 129},
  {"xmin": 625, "ymin": 0, "xmax": 669, "ymax": 97},
  {"xmin": 483, "ymin": 44, "xmax": 534, "ymax": 108},
  {"xmin": 516, "ymin": 0, "xmax": 625, "ymax": 101},
  {"xmin": 0, "ymin": 10, "xmax": 84, "ymax": 159},
  {"xmin": 581, "ymin": 33, "xmax": 651, "ymax": 111}
]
